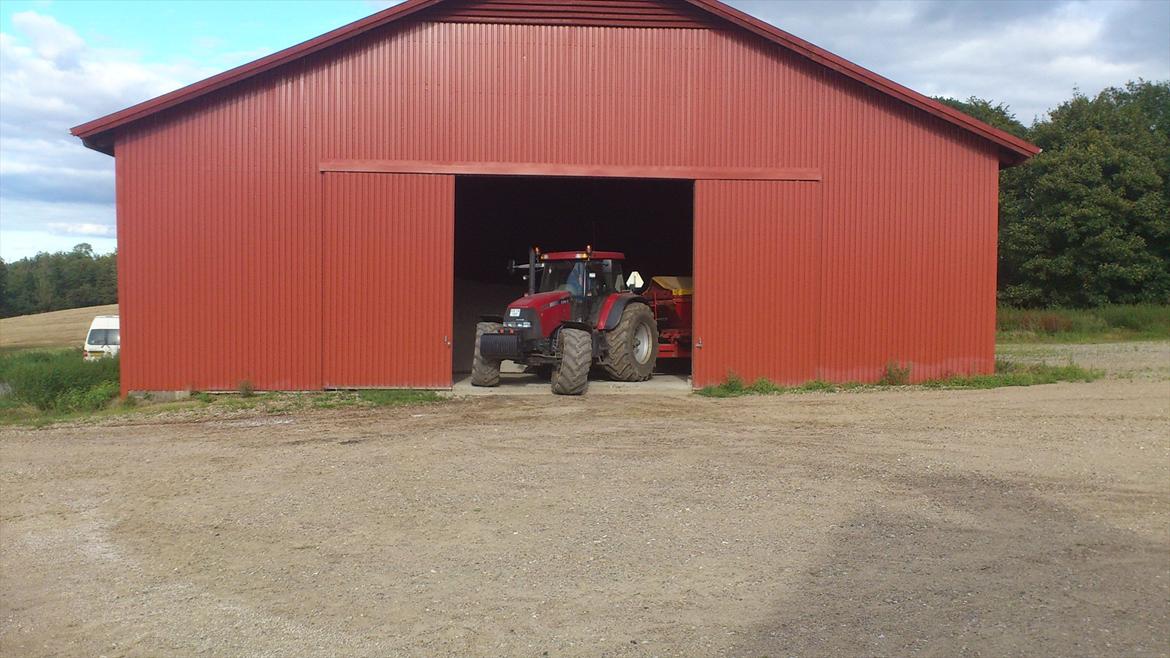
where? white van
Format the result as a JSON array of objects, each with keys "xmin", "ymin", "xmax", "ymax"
[{"xmin": 84, "ymin": 315, "xmax": 120, "ymax": 360}]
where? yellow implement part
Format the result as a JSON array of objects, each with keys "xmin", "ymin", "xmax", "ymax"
[{"xmin": 651, "ymin": 276, "xmax": 693, "ymax": 296}]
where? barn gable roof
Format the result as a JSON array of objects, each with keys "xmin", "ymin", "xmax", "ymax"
[{"xmin": 70, "ymin": 0, "xmax": 1040, "ymax": 164}]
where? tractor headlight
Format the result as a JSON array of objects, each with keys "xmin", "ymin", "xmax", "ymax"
[{"xmin": 503, "ymin": 320, "xmax": 532, "ymax": 329}]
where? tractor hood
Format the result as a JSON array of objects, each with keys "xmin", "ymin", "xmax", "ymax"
[
  {"xmin": 507, "ymin": 291, "xmax": 570, "ymax": 310},
  {"xmin": 506, "ymin": 291, "xmax": 573, "ymax": 338}
]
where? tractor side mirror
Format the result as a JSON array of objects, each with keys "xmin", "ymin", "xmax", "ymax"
[{"xmin": 626, "ymin": 271, "xmax": 646, "ymax": 293}]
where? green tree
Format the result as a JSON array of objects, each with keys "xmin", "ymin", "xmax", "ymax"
[
  {"xmin": 0, "ymin": 260, "xmax": 9, "ymax": 317},
  {"xmin": 936, "ymin": 96, "xmax": 1030, "ymax": 140},
  {"xmin": 0, "ymin": 244, "xmax": 118, "ymax": 318},
  {"xmin": 1000, "ymin": 81, "xmax": 1169, "ymax": 306}
]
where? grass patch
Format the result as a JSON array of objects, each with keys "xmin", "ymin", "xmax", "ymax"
[
  {"xmin": 189, "ymin": 389, "xmax": 443, "ymax": 410},
  {"xmin": 697, "ymin": 373, "xmax": 863, "ymax": 398},
  {"xmin": 997, "ymin": 304, "xmax": 1170, "ymax": 343},
  {"xmin": 357, "ymin": 389, "xmax": 443, "ymax": 406},
  {"xmin": 697, "ymin": 360, "xmax": 1101, "ymax": 397},
  {"xmin": 877, "ymin": 362, "xmax": 912, "ymax": 386},
  {"xmin": 0, "ymin": 349, "xmax": 120, "ymax": 413},
  {"xmin": 2, "ymin": 383, "xmax": 447, "ymax": 427},
  {"xmin": 0, "ymin": 348, "xmax": 445, "ymax": 427},
  {"xmin": 920, "ymin": 360, "xmax": 1101, "ymax": 389}
]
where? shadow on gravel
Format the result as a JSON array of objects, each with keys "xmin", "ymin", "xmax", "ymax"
[{"xmin": 731, "ymin": 471, "xmax": 1168, "ymax": 657}]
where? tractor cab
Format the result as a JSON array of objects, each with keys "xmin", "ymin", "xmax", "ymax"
[
  {"xmin": 539, "ymin": 250, "xmax": 627, "ymax": 295},
  {"xmin": 537, "ymin": 249, "xmax": 629, "ymax": 324}
]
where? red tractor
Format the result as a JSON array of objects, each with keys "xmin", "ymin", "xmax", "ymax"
[{"xmin": 472, "ymin": 247, "xmax": 690, "ymax": 395}]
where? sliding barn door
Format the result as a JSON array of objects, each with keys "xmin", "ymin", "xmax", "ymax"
[
  {"xmin": 322, "ymin": 172, "xmax": 454, "ymax": 388},
  {"xmin": 692, "ymin": 180, "xmax": 822, "ymax": 388}
]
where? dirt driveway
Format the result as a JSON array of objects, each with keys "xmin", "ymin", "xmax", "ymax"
[{"xmin": 2, "ymin": 345, "xmax": 1168, "ymax": 657}]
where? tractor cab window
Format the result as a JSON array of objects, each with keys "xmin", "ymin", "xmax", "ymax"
[
  {"xmin": 540, "ymin": 259, "xmax": 626, "ymax": 296},
  {"xmin": 590, "ymin": 260, "xmax": 626, "ymax": 295},
  {"xmin": 540, "ymin": 261, "xmax": 584, "ymax": 294}
]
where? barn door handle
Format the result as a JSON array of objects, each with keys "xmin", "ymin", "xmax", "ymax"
[
  {"xmin": 696, "ymin": 338, "xmax": 703, "ymax": 349},
  {"xmin": 443, "ymin": 335, "xmax": 451, "ymax": 348}
]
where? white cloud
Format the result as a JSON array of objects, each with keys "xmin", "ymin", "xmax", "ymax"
[
  {"xmin": 1, "ymin": 197, "xmax": 115, "ymax": 233},
  {"xmin": 731, "ymin": 0, "xmax": 1169, "ymax": 122},
  {"xmin": 46, "ymin": 222, "xmax": 114, "ymax": 237},
  {"xmin": 0, "ymin": 229, "xmax": 116, "ymax": 262},
  {"xmin": 0, "ymin": 11, "xmax": 214, "ymax": 256},
  {"xmin": 10, "ymin": 10, "xmax": 85, "ymax": 69}
]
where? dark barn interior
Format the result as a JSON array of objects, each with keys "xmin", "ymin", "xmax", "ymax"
[{"xmin": 452, "ymin": 175, "xmax": 694, "ymax": 372}]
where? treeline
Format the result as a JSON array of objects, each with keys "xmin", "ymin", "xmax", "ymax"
[
  {"xmin": 938, "ymin": 80, "xmax": 1169, "ymax": 307},
  {"xmin": 0, "ymin": 244, "xmax": 117, "ymax": 318}
]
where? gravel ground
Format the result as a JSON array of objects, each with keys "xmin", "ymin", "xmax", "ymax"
[{"xmin": 1, "ymin": 343, "xmax": 1167, "ymax": 657}]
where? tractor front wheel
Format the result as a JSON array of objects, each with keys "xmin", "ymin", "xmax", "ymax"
[
  {"xmin": 551, "ymin": 328, "xmax": 591, "ymax": 395},
  {"xmin": 471, "ymin": 321, "xmax": 502, "ymax": 387},
  {"xmin": 602, "ymin": 303, "xmax": 657, "ymax": 382}
]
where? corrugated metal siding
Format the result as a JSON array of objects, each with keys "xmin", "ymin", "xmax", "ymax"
[
  {"xmin": 115, "ymin": 109, "xmax": 323, "ymax": 393},
  {"xmin": 692, "ymin": 180, "xmax": 820, "ymax": 387},
  {"xmin": 815, "ymin": 117, "xmax": 1000, "ymax": 383},
  {"xmin": 692, "ymin": 170, "xmax": 996, "ymax": 388},
  {"xmin": 114, "ymin": 17, "xmax": 1001, "ymax": 391},
  {"xmin": 323, "ymin": 173, "xmax": 454, "ymax": 388},
  {"xmin": 424, "ymin": 0, "xmax": 714, "ymax": 28}
]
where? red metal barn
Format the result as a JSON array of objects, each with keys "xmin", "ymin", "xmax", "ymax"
[{"xmin": 72, "ymin": 0, "xmax": 1038, "ymax": 393}]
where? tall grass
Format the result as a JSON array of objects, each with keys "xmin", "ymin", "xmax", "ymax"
[
  {"xmin": 0, "ymin": 350, "xmax": 120, "ymax": 412},
  {"xmin": 997, "ymin": 305, "xmax": 1170, "ymax": 342}
]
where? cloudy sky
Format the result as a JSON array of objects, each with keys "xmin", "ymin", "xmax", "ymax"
[{"xmin": 0, "ymin": 0, "xmax": 1167, "ymax": 262}]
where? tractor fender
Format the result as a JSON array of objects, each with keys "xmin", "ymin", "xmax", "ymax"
[
  {"xmin": 559, "ymin": 320, "xmax": 593, "ymax": 333},
  {"xmin": 597, "ymin": 293, "xmax": 650, "ymax": 331}
]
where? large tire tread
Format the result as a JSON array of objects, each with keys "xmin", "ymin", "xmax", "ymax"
[
  {"xmin": 471, "ymin": 321, "xmax": 502, "ymax": 387},
  {"xmin": 602, "ymin": 303, "xmax": 657, "ymax": 382},
  {"xmin": 551, "ymin": 328, "xmax": 591, "ymax": 395}
]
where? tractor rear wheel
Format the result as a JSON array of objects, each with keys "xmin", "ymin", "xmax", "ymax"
[
  {"xmin": 602, "ymin": 303, "xmax": 657, "ymax": 382},
  {"xmin": 471, "ymin": 321, "xmax": 502, "ymax": 387},
  {"xmin": 551, "ymin": 327, "xmax": 591, "ymax": 395}
]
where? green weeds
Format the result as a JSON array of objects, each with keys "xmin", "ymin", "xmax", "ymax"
[
  {"xmin": 697, "ymin": 360, "xmax": 1101, "ymax": 397},
  {"xmin": 0, "ymin": 349, "xmax": 444, "ymax": 427},
  {"xmin": 877, "ymin": 362, "xmax": 912, "ymax": 386},
  {"xmin": 2, "ymin": 388, "xmax": 447, "ymax": 426},
  {"xmin": 919, "ymin": 360, "xmax": 1100, "ymax": 389},
  {"xmin": 0, "ymin": 349, "xmax": 120, "ymax": 412},
  {"xmin": 997, "ymin": 304, "xmax": 1170, "ymax": 342},
  {"xmin": 357, "ymin": 389, "xmax": 444, "ymax": 406}
]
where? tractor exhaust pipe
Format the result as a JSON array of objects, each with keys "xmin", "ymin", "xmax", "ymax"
[{"xmin": 527, "ymin": 247, "xmax": 537, "ymax": 296}]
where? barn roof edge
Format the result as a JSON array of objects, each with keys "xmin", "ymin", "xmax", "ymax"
[{"xmin": 70, "ymin": 0, "xmax": 1040, "ymax": 165}]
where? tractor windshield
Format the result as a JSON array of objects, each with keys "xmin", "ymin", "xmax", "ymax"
[{"xmin": 540, "ymin": 259, "xmax": 626, "ymax": 296}]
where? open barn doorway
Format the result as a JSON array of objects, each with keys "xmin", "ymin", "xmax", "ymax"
[{"xmin": 453, "ymin": 175, "xmax": 694, "ymax": 386}]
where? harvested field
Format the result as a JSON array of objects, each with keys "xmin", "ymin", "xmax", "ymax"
[
  {"xmin": 1, "ymin": 343, "xmax": 1168, "ymax": 656},
  {"xmin": 0, "ymin": 304, "xmax": 118, "ymax": 351}
]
